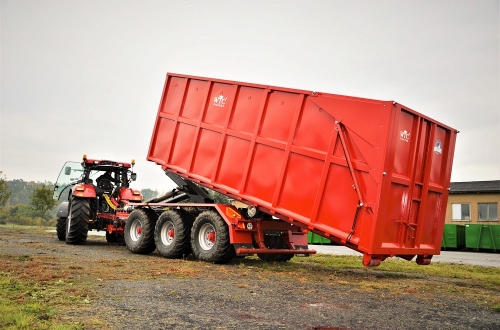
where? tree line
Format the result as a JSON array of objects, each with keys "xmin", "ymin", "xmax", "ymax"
[
  {"xmin": 0, "ymin": 172, "xmax": 166, "ymax": 226},
  {"xmin": 0, "ymin": 172, "xmax": 58, "ymax": 226},
  {"xmin": 0, "ymin": 172, "xmax": 230, "ymax": 227}
]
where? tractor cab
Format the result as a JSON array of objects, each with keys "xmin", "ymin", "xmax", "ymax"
[{"xmin": 54, "ymin": 156, "xmax": 138, "ymax": 201}]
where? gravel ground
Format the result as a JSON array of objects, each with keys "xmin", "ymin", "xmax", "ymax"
[
  {"xmin": 93, "ymin": 277, "xmax": 497, "ymax": 330},
  {"xmin": 1, "ymin": 227, "xmax": 499, "ymax": 330}
]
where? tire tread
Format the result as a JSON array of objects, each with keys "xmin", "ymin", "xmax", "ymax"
[{"xmin": 66, "ymin": 197, "xmax": 90, "ymax": 245}]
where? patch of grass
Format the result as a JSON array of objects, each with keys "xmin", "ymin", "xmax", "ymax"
[
  {"xmin": 0, "ymin": 277, "xmax": 86, "ymax": 329},
  {"xmin": 286, "ymin": 253, "xmax": 500, "ymax": 287},
  {"xmin": 0, "ymin": 254, "xmax": 98, "ymax": 329}
]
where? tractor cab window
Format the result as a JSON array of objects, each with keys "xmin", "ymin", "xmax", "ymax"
[
  {"xmin": 90, "ymin": 169, "xmax": 128, "ymax": 190},
  {"xmin": 95, "ymin": 170, "xmax": 119, "ymax": 190},
  {"xmin": 53, "ymin": 161, "xmax": 84, "ymax": 200}
]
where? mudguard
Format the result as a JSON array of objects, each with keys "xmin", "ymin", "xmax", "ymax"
[
  {"xmin": 57, "ymin": 202, "xmax": 69, "ymax": 218},
  {"xmin": 73, "ymin": 183, "xmax": 96, "ymax": 198}
]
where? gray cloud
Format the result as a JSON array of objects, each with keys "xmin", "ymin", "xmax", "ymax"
[{"xmin": 1, "ymin": 0, "xmax": 498, "ymax": 190}]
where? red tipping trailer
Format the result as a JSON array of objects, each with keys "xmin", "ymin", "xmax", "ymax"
[{"xmin": 138, "ymin": 73, "xmax": 457, "ymax": 266}]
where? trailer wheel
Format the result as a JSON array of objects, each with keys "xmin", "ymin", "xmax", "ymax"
[
  {"xmin": 257, "ymin": 234, "xmax": 293, "ymax": 262},
  {"xmin": 155, "ymin": 210, "xmax": 192, "ymax": 259},
  {"xmin": 56, "ymin": 217, "xmax": 67, "ymax": 241},
  {"xmin": 66, "ymin": 197, "xmax": 89, "ymax": 245},
  {"xmin": 191, "ymin": 211, "xmax": 234, "ymax": 264},
  {"xmin": 125, "ymin": 209, "xmax": 157, "ymax": 254}
]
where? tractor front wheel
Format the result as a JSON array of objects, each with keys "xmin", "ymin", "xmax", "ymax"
[
  {"xmin": 56, "ymin": 217, "xmax": 67, "ymax": 241},
  {"xmin": 66, "ymin": 197, "xmax": 90, "ymax": 245},
  {"xmin": 124, "ymin": 209, "xmax": 157, "ymax": 254},
  {"xmin": 190, "ymin": 211, "xmax": 234, "ymax": 263}
]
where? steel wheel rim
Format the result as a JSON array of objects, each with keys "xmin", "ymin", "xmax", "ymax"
[
  {"xmin": 160, "ymin": 221, "xmax": 175, "ymax": 246},
  {"xmin": 198, "ymin": 223, "xmax": 216, "ymax": 251},
  {"xmin": 129, "ymin": 219, "xmax": 142, "ymax": 242}
]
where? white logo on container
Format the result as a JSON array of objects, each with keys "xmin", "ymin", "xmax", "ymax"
[
  {"xmin": 434, "ymin": 140, "xmax": 442, "ymax": 154},
  {"xmin": 214, "ymin": 95, "xmax": 227, "ymax": 107},
  {"xmin": 400, "ymin": 130, "xmax": 410, "ymax": 142}
]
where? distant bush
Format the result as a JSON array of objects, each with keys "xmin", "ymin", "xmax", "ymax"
[{"xmin": 0, "ymin": 205, "xmax": 56, "ymax": 227}]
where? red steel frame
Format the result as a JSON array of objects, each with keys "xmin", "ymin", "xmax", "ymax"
[
  {"xmin": 128, "ymin": 202, "xmax": 315, "ymax": 255},
  {"xmin": 147, "ymin": 73, "xmax": 458, "ymax": 265}
]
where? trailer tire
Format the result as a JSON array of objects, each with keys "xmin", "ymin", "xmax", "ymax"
[
  {"xmin": 191, "ymin": 211, "xmax": 234, "ymax": 264},
  {"xmin": 155, "ymin": 210, "xmax": 192, "ymax": 259},
  {"xmin": 257, "ymin": 234, "xmax": 293, "ymax": 262},
  {"xmin": 66, "ymin": 197, "xmax": 89, "ymax": 245},
  {"xmin": 125, "ymin": 209, "xmax": 157, "ymax": 254},
  {"xmin": 56, "ymin": 217, "xmax": 67, "ymax": 241}
]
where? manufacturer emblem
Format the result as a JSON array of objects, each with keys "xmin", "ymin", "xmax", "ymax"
[
  {"xmin": 433, "ymin": 140, "xmax": 442, "ymax": 154},
  {"xmin": 400, "ymin": 130, "xmax": 410, "ymax": 142},
  {"xmin": 214, "ymin": 95, "xmax": 228, "ymax": 107}
]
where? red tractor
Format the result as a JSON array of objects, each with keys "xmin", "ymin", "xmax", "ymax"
[{"xmin": 53, "ymin": 155, "xmax": 142, "ymax": 244}]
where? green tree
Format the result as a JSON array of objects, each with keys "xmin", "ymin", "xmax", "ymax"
[
  {"xmin": 30, "ymin": 185, "xmax": 57, "ymax": 218},
  {"xmin": 208, "ymin": 189, "xmax": 231, "ymax": 205},
  {"xmin": 141, "ymin": 188, "xmax": 160, "ymax": 201},
  {"xmin": 0, "ymin": 171, "xmax": 12, "ymax": 209},
  {"xmin": 8, "ymin": 179, "xmax": 54, "ymax": 205}
]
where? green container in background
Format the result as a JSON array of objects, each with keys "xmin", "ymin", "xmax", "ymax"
[
  {"xmin": 465, "ymin": 224, "xmax": 500, "ymax": 252},
  {"xmin": 441, "ymin": 224, "xmax": 465, "ymax": 250},
  {"xmin": 307, "ymin": 232, "xmax": 332, "ymax": 245}
]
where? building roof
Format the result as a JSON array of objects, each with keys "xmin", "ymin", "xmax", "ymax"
[{"xmin": 450, "ymin": 180, "xmax": 500, "ymax": 194}]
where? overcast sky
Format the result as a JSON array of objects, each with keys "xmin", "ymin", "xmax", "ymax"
[{"xmin": 1, "ymin": 0, "xmax": 499, "ymax": 192}]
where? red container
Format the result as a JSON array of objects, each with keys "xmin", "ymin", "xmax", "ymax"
[{"xmin": 148, "ymin": 73, "xmax": 458, "ymax": 265}]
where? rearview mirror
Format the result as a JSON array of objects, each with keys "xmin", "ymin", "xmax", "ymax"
[
  {"xmin": 64, "ymin": 167, "xmax": 71, "ymax": 175},
  {"xmin": 131, "ymin": 173, "xmax": 137, "ymax": 181}
]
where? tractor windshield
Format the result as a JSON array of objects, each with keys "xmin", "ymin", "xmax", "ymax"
[{"xmin": 53, "ymin": 161, "xmax": 84, "ymax": 200}]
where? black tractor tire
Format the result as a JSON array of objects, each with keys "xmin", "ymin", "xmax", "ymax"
[
  {"xmin": 66, "ymin": 197, "xmax": 90, "ymax": 245},
  {"xmin": 257, "ymin": 234, "xmax": 294, "ymax": 263},
  {"xmin": 106, "ymin": 231, "xmax": 117, "ymax": 243},
  {"xmin": 56, "ymin": 217, "xmax": 67, "ymax": 241},
  {"xmin": 190, "ymin": 211, "xmax": 234, "ymax": 264},
  {"xmin": 155, "ymin": 210, "xmax": 193, "ymax": 259},
  {"xmin": 124, "ymin": 208, "xmax": 158, "ymax": 254}
]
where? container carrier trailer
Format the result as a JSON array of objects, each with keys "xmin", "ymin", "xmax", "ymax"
[{"xmin": 123, "ymin": 73, "xmax": 457, "ymax": 266}]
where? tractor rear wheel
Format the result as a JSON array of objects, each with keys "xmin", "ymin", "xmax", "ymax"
[
  {"xmin": 125, "ymin": 209, "xmax": 157, "ymax": 254},
  {"xmin": 56, "ymin": 217, "xmax": 67, "ymax": 241},
  {"xmin": 190, "ymin": 211, "xmax": 234, "ymax": 264},
  {"xmin": 155, "ymin": 210, "xmax": 192, "ymax": 259},
  {"xmin": 66, "ymin": 197, "xmax": 90, "ymax": 245},
  {"xmin": 257, "ymin": 234, "xmax": 294, "ymax": 262}
]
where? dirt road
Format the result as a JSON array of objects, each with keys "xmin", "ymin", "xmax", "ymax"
[{"xmin": 1, "ymin": 227, "xmax": 499, "ymax": 329}]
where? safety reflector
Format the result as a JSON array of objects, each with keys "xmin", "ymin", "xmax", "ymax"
[{"xmin": 225, "ymin": 207, "xmax": 241, "ymax": 219}]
